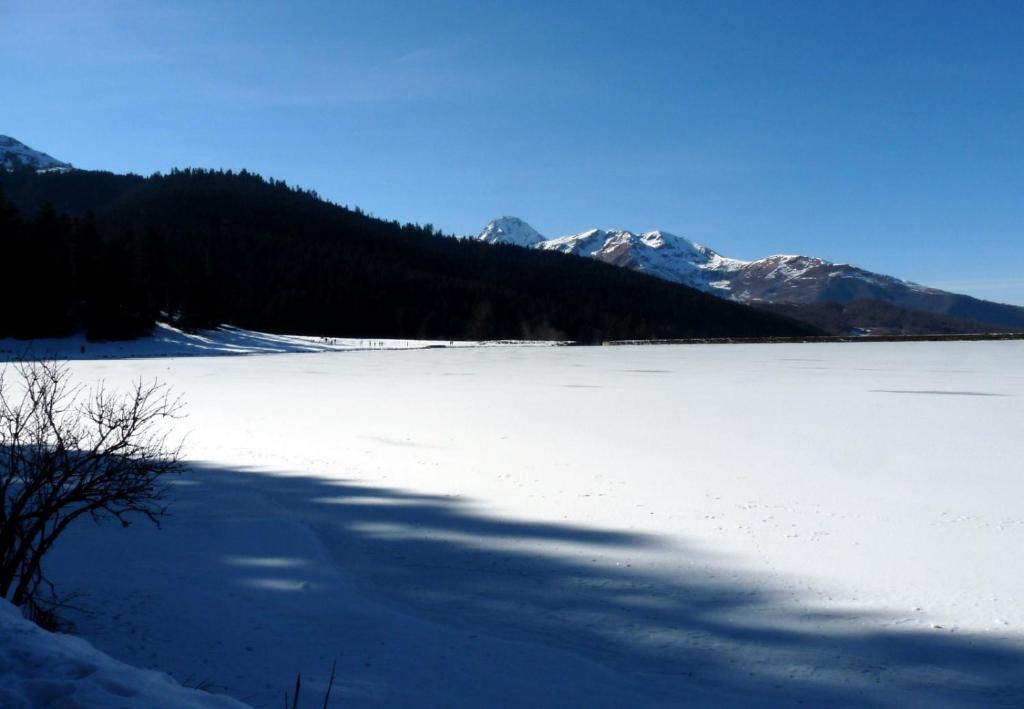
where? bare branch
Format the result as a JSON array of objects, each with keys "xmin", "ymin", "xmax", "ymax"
[{"xmin": 0, "ymin": 360, "xmax": 185, "ymax": 609}]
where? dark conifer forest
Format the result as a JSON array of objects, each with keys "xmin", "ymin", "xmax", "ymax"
[
  {"xmin": 0, "ymin": 168, "xmax": 817, "ymax": 342},
  {"xmin": 758, "ymin": 300, "xmax": 1022, "ymax": 337}
]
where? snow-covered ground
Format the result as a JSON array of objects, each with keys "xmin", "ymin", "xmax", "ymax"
[
  {"xmin": 24, "ymin": 341, "xmax": 1024, "ymax": 706},
  {"xmin": 0, "ymin": 323, "xmax": 552, "ymax": 361},
  {"xmin": 0, "ymin": 599, "xmax": 246, "ymax": 708}
]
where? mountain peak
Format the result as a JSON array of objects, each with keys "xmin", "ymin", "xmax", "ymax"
[
  {"xmin": 0, "ymin": 135, "xmax": 71, "ymax": 173},
  {"xmin": 540, "ymin": 226, "xmax": 717, "ymax": 262},
  {"xmin": 477, "ymin": 216, "xmax": 547, "ymax": 247},
  {"xmin": 471, "ymin": 216, "xmax": 1015, "ymax": 324}
]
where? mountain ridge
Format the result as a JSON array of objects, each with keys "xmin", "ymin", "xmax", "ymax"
[
  {"xmin": 474, "ymin": 218, "xmax": 1024, "ymax": 329},
  {"xmin": 0, "ymin": 166, "xmax": 817, "ymax": 342},
  {"xmin": 0, "ymin": 135, "xmax": 71, "ymax": 173},
  {"xmin": 4, "ymin": 134, "xmax": 1016, "ymax": 336}
]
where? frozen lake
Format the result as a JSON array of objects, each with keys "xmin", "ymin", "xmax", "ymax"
[{"xmin": 47, "ymin": 341, "xmax": 1024, "ymax": 707}]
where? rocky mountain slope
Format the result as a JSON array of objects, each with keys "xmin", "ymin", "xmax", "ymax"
[
  {"xmin": 0, "ymin": 135, "xmax": 71, "ymax": 172},
  {"xmin": 476, "ymin": 217, "xmax": 1024, "ymax": 329}
]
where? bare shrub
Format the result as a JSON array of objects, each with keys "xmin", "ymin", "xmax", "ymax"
[{"xmin": 0, "ymin": 360, "xmax": 183, "ymax": 614}]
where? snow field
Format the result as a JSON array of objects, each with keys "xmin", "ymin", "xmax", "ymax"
[{"xmin": 28, "ymin": 340, "xmax": 1024, "ymax": 706}]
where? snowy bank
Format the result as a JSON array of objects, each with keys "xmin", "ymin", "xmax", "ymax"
[
  {"xmin": 0, "ymin": 599, "xmax": 249, "ymax": 709},
  {"xmin": 0, "ymin": 322, "xmax": 562, "ymax": 361}
]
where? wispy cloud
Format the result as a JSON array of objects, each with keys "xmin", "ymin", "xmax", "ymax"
[{"xmin": 1, "ymin": 2, "xmax": 478, "ymax": 108}]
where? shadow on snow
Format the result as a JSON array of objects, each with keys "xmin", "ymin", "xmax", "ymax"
[{"xmin": 58, "ymin": 461, "xmax": 1024, "ymax": 707}]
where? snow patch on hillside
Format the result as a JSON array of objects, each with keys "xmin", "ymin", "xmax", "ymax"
[{"xmin": 0, "ymin": 135, "xmax": 71, "ymax": 172}]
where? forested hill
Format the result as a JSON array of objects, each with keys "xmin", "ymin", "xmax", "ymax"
[{"xmin": 0, "ymin": 168, "xmax": 817, "ymax": 342}]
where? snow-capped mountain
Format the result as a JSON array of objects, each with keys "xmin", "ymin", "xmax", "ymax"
[
  {"xmin": 0, "ymin": 135, "xmax": 71, "ymax": 172},
  {"xmin": 475, "ymin": 218, "xmax": 1024, "ymax": 328},
  {"xmin": 476, "ymin": 217, "xmax": 939, "ymax": 303},
  {"xmin": 477, "ymin": 216, "xmax": 547, "ymax": 247},
  {"xmin": 536, "ymin": 228, "xmax": 746, "ymax": 293}
]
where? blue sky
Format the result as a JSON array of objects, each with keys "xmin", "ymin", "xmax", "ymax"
[{"xmin": 3, "ymin": 0, "xmax": 1023, "ymax": 304}]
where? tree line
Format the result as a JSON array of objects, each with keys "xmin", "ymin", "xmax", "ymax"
[{"xmin": 0, "ymin": 168, "xmax": 816, "ymax": 342}]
